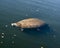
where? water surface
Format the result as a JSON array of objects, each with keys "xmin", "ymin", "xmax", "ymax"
[{"xmin": 0, "ymin": 0, "xmax": 60, "ymax": 48}]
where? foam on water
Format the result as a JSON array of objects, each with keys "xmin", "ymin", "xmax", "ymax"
[
  {"xmin": 1, "ymin": 36, "xmax": 4, "ymax": 38},
  {"xmin": 5, "ymin": 25, "xmax": 8, "ymax": 28},
  {"xmin": 13, "ymin": 34, "xmax": 16, "ymax": 37},
  {"xmin": 2, "ymin": 33, "xmax": 4, "ymax": 35},
  {"xmin": 41, "ymin": 46, "xmax": 44, "ymax": 48},
  {"xmin": 0, "ymin": 41, "xmax": 3, "ymax": 44}
]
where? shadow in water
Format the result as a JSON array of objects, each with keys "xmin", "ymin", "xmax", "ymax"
[{"xmin": 17, "ymin": 24, "xmax": 53, "ymax": 35}]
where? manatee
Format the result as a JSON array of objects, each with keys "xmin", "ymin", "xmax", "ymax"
[{"xmin": 11, "ymin": 18, "xmax": 45, "ymax": 31}]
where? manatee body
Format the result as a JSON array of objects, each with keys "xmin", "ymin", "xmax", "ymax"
[{"xmin": 11, "ymin": 18, "xmax": 45, "ymax": 31}]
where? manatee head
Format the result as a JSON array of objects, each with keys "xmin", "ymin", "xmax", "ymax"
[{"xmin": 11, "ymin": 23, "xmax": 21, "ymax": 28}]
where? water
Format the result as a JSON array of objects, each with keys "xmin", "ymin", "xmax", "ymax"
[{"xmin": 0, "ymin": 0, "xmax": 60, "ymax": 48}]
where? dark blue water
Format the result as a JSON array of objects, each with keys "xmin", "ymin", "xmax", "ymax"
[{"xmin": 0, "ymin": 0, "xmax": 60, "ymax": 48}]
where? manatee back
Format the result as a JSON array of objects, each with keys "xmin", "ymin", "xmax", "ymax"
[{"xmin": 16, "ymin": 18, "xmax": 45, "ymax": 28}]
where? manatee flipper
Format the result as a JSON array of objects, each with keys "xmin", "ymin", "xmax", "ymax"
[{"xmin": 21, "ymin": 28, "xmax": 24, "ymax": 31}]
